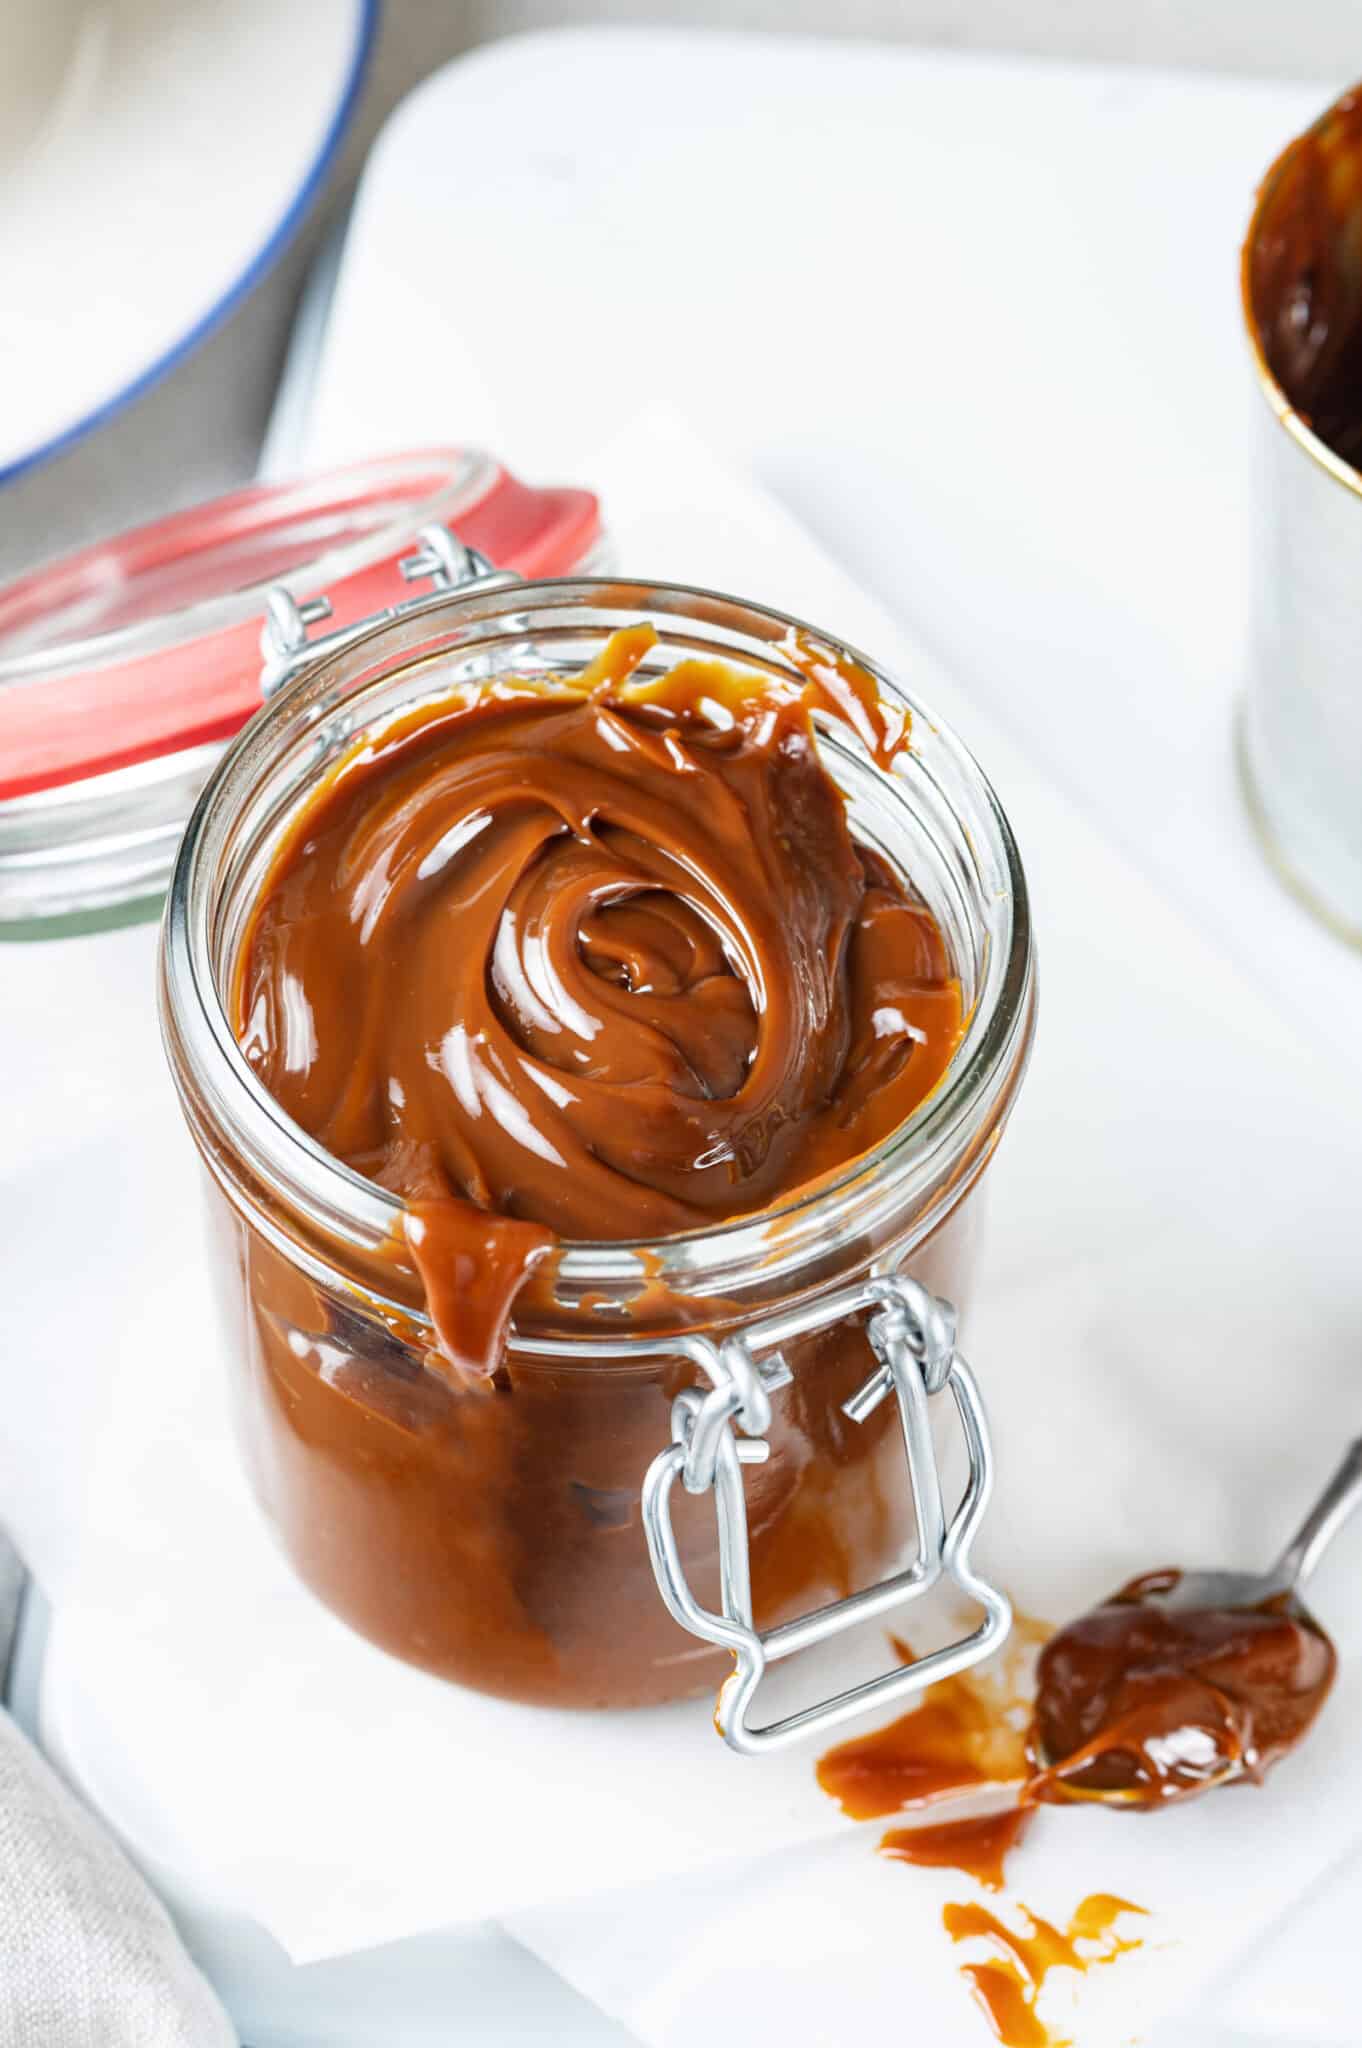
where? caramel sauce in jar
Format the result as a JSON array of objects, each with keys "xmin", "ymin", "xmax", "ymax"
[{"xmin": 162, "ymin": 584, "xmax": 1034, "ymax": 1707}]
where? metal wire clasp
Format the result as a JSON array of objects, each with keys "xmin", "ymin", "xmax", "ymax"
[
  {"xmin": 258, "ymin": 522, "xmax": 516, "ymax": 698},
  {"xmin": 641, "ymin": 1272, "xmax": 1010, "ymax": 1755}
]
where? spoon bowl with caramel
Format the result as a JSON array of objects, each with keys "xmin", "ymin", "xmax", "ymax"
[{"xmin": 1027, "ymin": 1442, "xmax": 1362, "ymax": 1809}]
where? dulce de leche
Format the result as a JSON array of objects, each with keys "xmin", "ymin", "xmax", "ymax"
[
  {"xmin": 224, "ymin": 626, "xmax": 972, "ymax": 1706},
  {"xmin": 1028, "ymin": 1572, "xmax": 1337, "ymax": 1807}
]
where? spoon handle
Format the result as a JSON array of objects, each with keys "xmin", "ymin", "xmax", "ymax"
[{"xmin": 1274, "ymin": 1439, "xmax": 1362, "ymax": 1591}]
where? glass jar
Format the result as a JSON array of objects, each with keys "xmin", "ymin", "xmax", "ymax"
[{"xmin": 159, "ymin": 578, "xmax": 1034, "ymax": 1731}]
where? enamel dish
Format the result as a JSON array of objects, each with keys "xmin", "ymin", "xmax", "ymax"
[{"xmin": 0, "ymin": 0, "xmax": 375, "ymax": 483}]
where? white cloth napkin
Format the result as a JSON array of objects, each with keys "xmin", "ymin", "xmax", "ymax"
[
  {"xmin": 0, "ymin": 1708, "xmax": 238, "ymax": 2048},
  {"xmin": 5, "ymin": 413, "xmax": 1362, "ymax": 2044},
  {"xmin": 0, "ymin": 1536, "xmax": 234, "ymax": 2048}
]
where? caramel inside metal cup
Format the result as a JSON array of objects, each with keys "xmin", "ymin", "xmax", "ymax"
[
  {"xmin": 1238, "ymin": 82, "xmax": 1362, "ymax": 947},
  {"xmin": 1243, "ymin": 84, "xmax": 1362, "ymax": 477}
]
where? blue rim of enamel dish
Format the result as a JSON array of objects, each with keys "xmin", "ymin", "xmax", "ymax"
[{"xmin": 0, "ymin": 0, "xmax": 380, "ymax": 490}]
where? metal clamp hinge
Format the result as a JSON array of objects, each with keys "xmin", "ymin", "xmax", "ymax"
[
  {"xmin": 258, "ymin": 523, "xmax": 518, "ymax": 698},
  {"xmin": 641, "ymin": 1271, "xmax": 1010, "ymax": 1756}
]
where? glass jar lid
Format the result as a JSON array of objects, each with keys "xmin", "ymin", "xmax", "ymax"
[{"xmin": 0, "ymin": 449, "xmax": 604, "ymax": 935}]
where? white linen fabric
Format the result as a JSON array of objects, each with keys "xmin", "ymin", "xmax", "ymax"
[{"xmin": 0, "ymin": 1603, "xmax": 235, "ymax": 2048}]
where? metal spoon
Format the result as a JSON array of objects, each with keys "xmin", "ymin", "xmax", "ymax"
[
  {"xmin": 1031, "ymin": 1439, "xmax": 1362, "ymax": 1799},
  {"xmin": 1142, "ymin": 1437, "xmax": 1362, "ymax": 1620}
]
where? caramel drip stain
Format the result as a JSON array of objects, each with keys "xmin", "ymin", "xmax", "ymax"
[
  {"xmin": 944, "ymin": 1895, "xmax": 1147, "ymax": 2047},
  {"xmin": 1068, "ymin": 1893, "xmax": 1147, "ymax": 1945},
  {"xmin": 816, "ymin": 1673, "xmax": 1013, "ymax": 1816},
  {"xmin": 881, "ymin": 1807, "xmax": 1034, "ymax": 1891},
  {"xmin": 961, "ymin": 1963, "xmax": 1053, "ymax": 2048},
  {"xmin": 817, "ymin": 1628, "xmax": 1038, "ymax": 1820},
  {"xmin": 817, "ymin": 1632, "xmax": 1151, "ymax": 2044}
]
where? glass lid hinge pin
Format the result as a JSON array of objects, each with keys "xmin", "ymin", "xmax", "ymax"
[{"xmin": 257, "ymin": 524, "xmax": 515, "ymax": 700}]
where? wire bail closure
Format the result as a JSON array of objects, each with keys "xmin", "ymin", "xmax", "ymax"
[
  {"xmin": 258, "ymin": 523, "xmax": 515, "ymax": 698},
  {"xmin": 641, "ymin": 1271, "xmax": 1011, "ymax": 1755}
]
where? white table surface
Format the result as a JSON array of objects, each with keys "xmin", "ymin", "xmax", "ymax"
[{"xmin": 14, "ymin": 28, "xmax": 1362, "ymax": 2046}]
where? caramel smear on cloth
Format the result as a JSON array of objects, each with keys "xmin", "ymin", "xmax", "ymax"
[
  {"xmin": 946, "ymin": 1894, "xmax": 1147, "ymax": 2047},
  {"xmin": 881, "ymin": 1807, "xmax": 1035, "ymax": 1892},
  {"xmin": 818, "ymin": 1630, "xmax": 1147, "ymax": 2045},
  {"xmin": 817, "ymin": 1625, "xmax": 1044, "ymax": 1825}
]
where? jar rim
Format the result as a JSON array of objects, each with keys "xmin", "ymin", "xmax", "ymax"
[{"xmin": 161, "ymin": 576, "xmax": 1034, "ymax": 1305}]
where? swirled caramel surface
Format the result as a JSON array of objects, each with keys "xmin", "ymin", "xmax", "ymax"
[{"xmin": 236, "ymin": 628, "xmax": 962, "ymax": 1372}]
